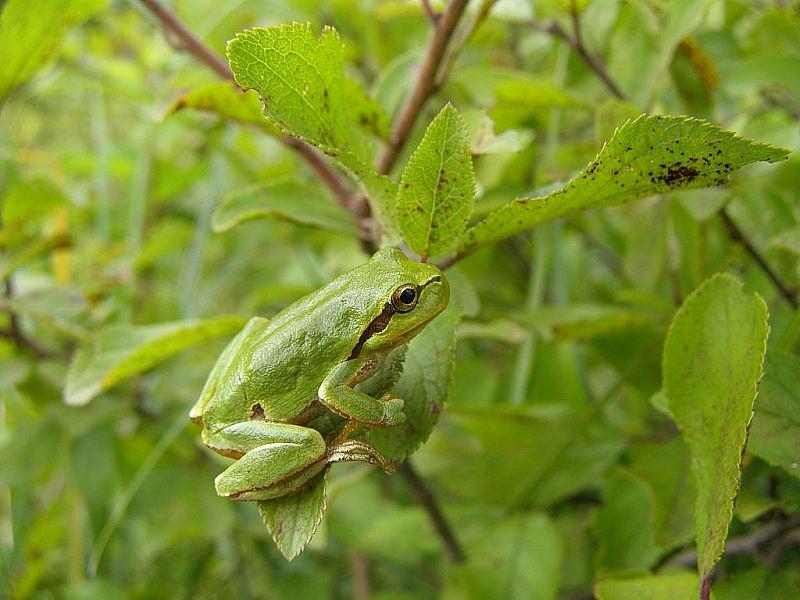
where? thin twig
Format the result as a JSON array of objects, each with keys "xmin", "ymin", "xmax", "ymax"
[
  {"xmin": 397, "ymin": 460, "xmax": 466, "ymax": 563},
  {"xmin": 541, "ymin": 18, "xmax": 624, "ymax": 100},
  {"xmin": 421, "ymin": 0, "xmax": 439, "ymax": 24},
  {"xmin": 665, "ymin": 511, "xmax": 800, "ymax": 568},
  {"xmin": 139, "ymin": 0, "xmax": 232, "ymax": 80},
  {"xmin": 377, "ymin": 0, "xmax": 470, "ymax": 174},
  {"xmin": 136, "ymin": 0, "xmax": 358, "ymax": 219},
  {"xmin": 720, "ymin": 207, "xmax": 798, "ymax": 309}
]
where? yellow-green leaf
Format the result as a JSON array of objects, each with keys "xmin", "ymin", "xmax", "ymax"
[
  {"xmin": 64, "ymin": 316, "xmax": 246, "ymax": 406},
  {"xmin": 169, "ymin": 82, "xmax": 281, "ymax": 136},
  {"xmin": 0, "ymin": 0, "xmax": 106, "ymax": 100},
  {"xmin": 595, "ymin": 572, "xmax": 701, "ymax": 600},
  {"xmin": 211, "ymin": 180, "xmax": 357, "ymax": 235},
  {"xmin": 663, "ymin": 273, "xmax": 769, "ymax": 581}
]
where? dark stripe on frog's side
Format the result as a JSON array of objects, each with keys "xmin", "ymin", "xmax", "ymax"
[{"xmin": 348, "ymin": 302, "xmax": 395, "ymax": 360}]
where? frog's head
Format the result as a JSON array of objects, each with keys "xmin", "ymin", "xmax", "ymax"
[{"xmin": 358, "ymin": 248, "xmax": 450, "ymax": 356}]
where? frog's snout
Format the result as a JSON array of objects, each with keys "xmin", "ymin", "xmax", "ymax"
[{"xmin": 420, "ymin": 274, "xmax": 450, "ymax": 313}]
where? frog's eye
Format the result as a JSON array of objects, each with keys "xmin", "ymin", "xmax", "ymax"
[{"xmin": 392, "ymin": 284, "xmax": 418, "ymax": 312}]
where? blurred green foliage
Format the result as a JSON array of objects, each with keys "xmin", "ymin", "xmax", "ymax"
[{"xmin": 1, "ymin": 1, "xmax": 799, "ymax": 598}]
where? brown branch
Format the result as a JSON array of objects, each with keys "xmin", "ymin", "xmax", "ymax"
[
  {"xmin": 137, "ymin": 0, "xmax": 359, "ymax": 223},
  {"xmin": 377, "ymin": 0, "xmax": 470, "ymax": 174},
  {"xmin": 139, "ymin": 0, "xmax": 232, "ymax": 80},
  {"xmin": 397, "ymin": 460, "xmax": 466, "ymax": 563},
  {"xmin": 720, "ymin": 208, "xmax": 798, "ymax": 309},
  {"xmin": 665, "ymin": 511, "xmax": 800, "ymax": 568},
  {"xmin": 350, "ymin": 552, "xmax": 371, "ymax": 599}
]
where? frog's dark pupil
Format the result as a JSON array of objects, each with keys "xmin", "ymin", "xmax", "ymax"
[{"xmin": 400, "ymin": 288, "xmax": 416, "ymax": 304}]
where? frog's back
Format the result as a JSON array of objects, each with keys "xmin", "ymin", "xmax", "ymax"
[{"xmin": 200, "ymin": 270, "xmax": 386, "ymax": 428}]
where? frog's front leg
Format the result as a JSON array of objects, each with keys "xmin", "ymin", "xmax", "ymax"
[
  {"xmin": 206, "ymin": 421, "xmax": 327, "ymax": 499},
  {"xmin": 318, "ymin": 356, "xmax": 405, "ymax": 427}
]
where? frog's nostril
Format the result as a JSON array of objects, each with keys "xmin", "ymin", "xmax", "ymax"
[{"xmin": 427, "ymin": 276, "xmax": 442, "ymax": 284}]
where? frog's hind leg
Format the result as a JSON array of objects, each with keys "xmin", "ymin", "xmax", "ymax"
[{"xmin": 205, "ymin": 421, "xmax": 326, "ymax": 500}]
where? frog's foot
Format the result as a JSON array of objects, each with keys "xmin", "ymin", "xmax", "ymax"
[
  {"xmin": 328, "ymin": 439, "xmax": 396, "ymax": 474},
  {"xmin": 207, "ymin": 421, "xmax": 326, "ymax": 500}
]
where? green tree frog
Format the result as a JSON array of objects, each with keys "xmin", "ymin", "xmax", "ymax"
[{"xmin": 190, "ymin": 248, "xmax": 449, "ymax": 501}]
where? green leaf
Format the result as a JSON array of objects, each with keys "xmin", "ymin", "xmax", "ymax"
[
  {"xmin": 748, "ymin": 350, "xmax": 800, "ymax": 478},
  {"xmin": 464, "ymin": 110, "xmax": 533, "ymax": 155},
  {"xmin": 397, "ymin": 104, "xmax": 475, "ymax": 260},
  {"xmin": 168, "ymin": 82, "xmax": 281, "ymax": 136},
  {"xmin": 211, "ymin": 180, "xmax": 357, "ymax": 235},
  {"xmin": 444, "ymin": 512, "xmax": 563, "ymax": 600},
  {"xmin": 257, "ymin": 470, "xmax": 327, "ymax": 561},
  {"xmin": 226, "ymin": 24, "xmax": 398, "ymax": 238},
  {"xmin": 627, "ymin": 438, "xmax": 696, "ymax": 549},
  {"xmin": 0, "ymin": 0, "xmax": 107, "ymax": 100},
  {"xmin": 595, "ymin": 572, "xmax": 700, "ymax": 600},
  {"xmin": 368, "ymin": 304, "xmax": 460, "ymax": 461},
  {"xmin": 420, "ymin": 406, "xmax": 623, "ymax": 508},
  {"xmin": 713, "ymin": 565, "xmax": 800, "ymax": 600},
  {"xmin": 663, "ymin": 273, "xmax": 769, "ymax": 580},
  {"xmin": 490, "ymin": 78, "xmax": 589, "ymax": 131},
  {"xmin": 595, "ymin": 469, "xmax": 661, "ymax": 576},
  {"xmin": 64, "ymin": 316, "xmax": 247, "ymax": 406},
  {"xmin": 458, "ymin": 115, "xmax": 790, "ymax": 257}
]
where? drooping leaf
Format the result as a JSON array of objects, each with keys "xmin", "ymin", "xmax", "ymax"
[
  {"xmin": 367, "ymin": 304, "xmax": 460, "ymax": 461},
  {"xmin": 64, "ymin": 316, "xmax": 247, "ymax": 406},
  {"xmin": 226, "ymin": 23, "xmax": 398, "ymax": 238},
  {"xmin": 211, "ymin": 180, "xmax": 357, "ymax": 235},
  {"xmin": 0, "ymin": 0, "xmax": 107, "ymax": 100},
  {"xmin": 458, "ymin": 115, "xmax": 789, "ymax": 257},
  {"xmin": 397, "ymin": 104, "xmax": 475, "ymax": 260},
  {"xmin": 663, "ymin": 273, "xmax": 769, "ymax": 581},
  {"xmin": 257, "ymin": 470, "xmax": 327, "ymax": 561},
  {"xmin": 748, "ymin": 350, "xmax": 800, "ymax": 478},
  {"xmin": 169, "ymin": 82, "xmax": 281, "ymax": 135},
  {"xmin": 595, "ymin": 572, "xmax": 700, "ymax": 600}
]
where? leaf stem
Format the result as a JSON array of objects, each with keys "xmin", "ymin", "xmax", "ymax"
[
  {"xmin": 135, "ymin": 0, "xmax": 359, "ymax": 223},
  {"xmin": 377, "ymin": 0, "xmax": 470, "ymax": 175},
  {"xmin": 397, "ymin": 460, "xmax": 466, "ymax": 563}
]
